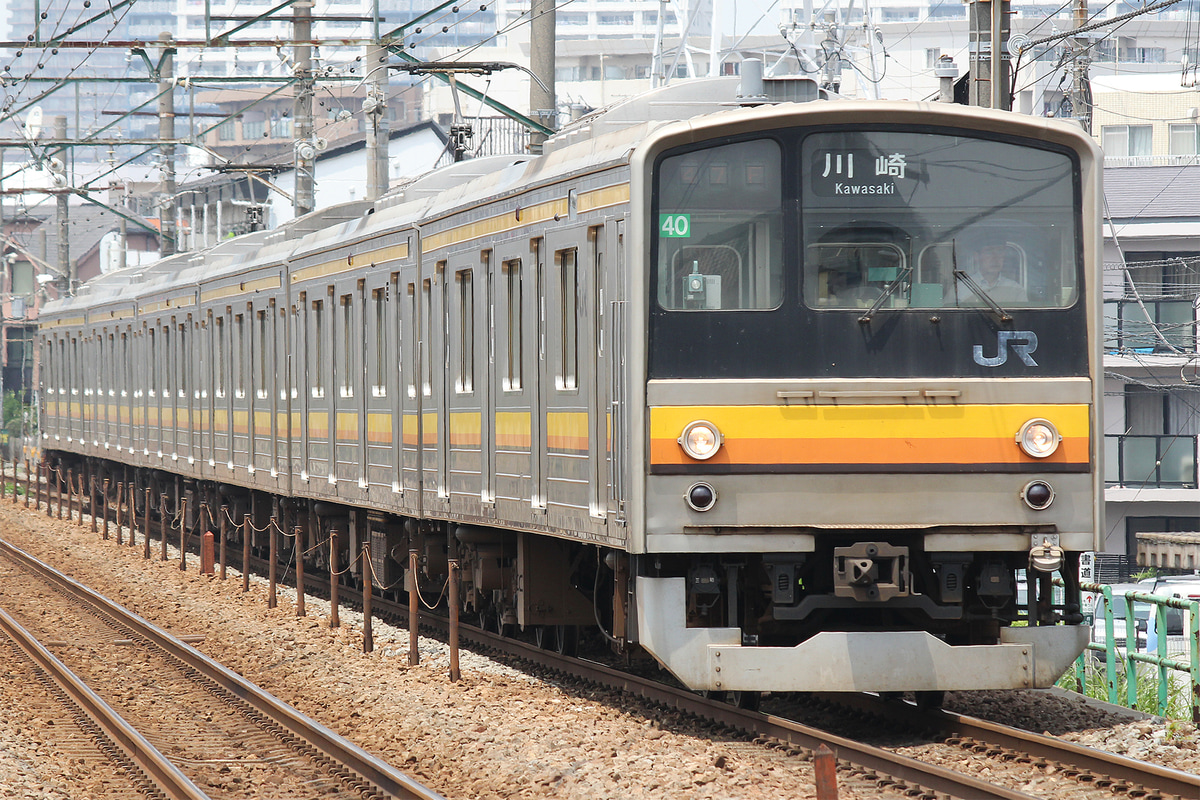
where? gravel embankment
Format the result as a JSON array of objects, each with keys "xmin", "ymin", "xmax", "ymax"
[{"xmin": 0, "ymin": 500, "xmax": 1195, "ymax": 799}]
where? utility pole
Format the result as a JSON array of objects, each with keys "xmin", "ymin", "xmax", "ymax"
[
  {"xmin": 1068, "ymin": 0, "xmax": 1092, "ymax": 131},
  {"xmin": 158, "ymin": 33, "xmax": 177, "ymax": 257},
  {"xmin": 53, "ymin": 115, "xmax": 70, "ymax": 292},
  {"xmin": 294, "ymin": 1, "xmax": 316, "ymax": 216},
  {"xmin": 968, "ymin": 0, "xmax": 1011, "ymax": 109},
  {"xmin": 365, "ymin": 41, "xmax": 390, "ymax": 199},
  {"xmin": 528, "ymin": 0, "xmax": 556, "ymax": 152}
]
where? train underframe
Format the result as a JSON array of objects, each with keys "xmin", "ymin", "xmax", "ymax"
[{"xmin": 50, "ymin": 453, "xmax": 1089, "ymax": 696}]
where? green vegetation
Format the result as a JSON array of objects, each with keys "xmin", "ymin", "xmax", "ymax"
[
  {"xmin": 1060, "ymin": 658, "xmax": 1193, "ymax": 720},
  {"xmin": 2, "ymin": 390, "xmax": 34, "ymax": 439}
]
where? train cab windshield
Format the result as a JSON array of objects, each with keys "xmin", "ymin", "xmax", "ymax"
[
  {"xmin": 801, "ymin": 130, "xmax": 1079, "ymax": 312},
  {"xmin": 653, "ymin": 128, "xmax": 1080, "ymax": 314}
]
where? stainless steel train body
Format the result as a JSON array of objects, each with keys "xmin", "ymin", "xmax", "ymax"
[{"xmin": 38, "ymin": 76, "xmax": 1104, "ymax": 695}]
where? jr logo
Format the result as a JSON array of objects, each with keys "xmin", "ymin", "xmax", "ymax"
[{"xmin": 973, "ymin": 330, "xmax": 1039, "ymax": 367}]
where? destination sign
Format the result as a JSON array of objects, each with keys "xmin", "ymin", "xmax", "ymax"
[{"xmin": 808, "ymin": 149, "xmax": 918, "ymax": 201}]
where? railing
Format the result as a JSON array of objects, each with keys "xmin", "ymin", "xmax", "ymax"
[
  {"xmin": 1103, "ymin": 298, "xmax": 1197, "ymax": 354},
  {"xmin": 1105, "ymin": 434, "xmax": 1198, "ymax": 489},
  {"xmin": 1104, "ymin": 154, "xmax": 1200, "ymax": 168},
  {"xmin": 1069, "ymin": 582, "xmax": 1200, "ymax": 723}
]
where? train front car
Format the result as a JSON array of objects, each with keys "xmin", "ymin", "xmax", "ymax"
[{"xmin": 628, "ymin": 102, "xmax": 1103, "ymax": 695}]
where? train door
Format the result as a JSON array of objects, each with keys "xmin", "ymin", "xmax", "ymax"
[
  {"xmin": 178, "ymin": 315, "xmax": 193, "ymax": 465},
  {"xmin": 531, "ymin": 238, "xmax": 547, "ymax": 512},
  {"xmin": 589, "ymin": 223, "xmax": 612, "ymax": 521},
  {"xmin": 481, "ymin": 250, "xmax": 494, "ymax": 509},
  {"xmin": 149, "ymin": 324, "xmax": 162, "ymax": 457},
  {"xmin": 332, "ymin": 282, "xmax": 362, "ymax": 490},
  {"xmin": 609, "ymin": 218, "xmax": 627, "ymax": 522},
  {"xmin": 120, "ymin": 329, "xmax": 132, "ymax": 453},
  {"xmin": 402, "ymin": 276, "xmax": 422, "ymax": 505},
  {"xmin": 542, "ymin": 226, "xmax": 591, "ymax": 519},
  {"xmin": 251, "ymin": 300, "xmax": 275, "ymax": 477},
  {"xmin": 418, "ymin": 261, "xmax": 447, "ymax": 508},
  {"xmin": 446, "ymin": 250, "xmax": 482, "ymax": 514},
  {"xmin": 491, "ymin": 243, "xmax": 529, "ymax": 521},
  {"xmin": 365, "ymin": 275, "xmax": 391, "ymax": 501}
]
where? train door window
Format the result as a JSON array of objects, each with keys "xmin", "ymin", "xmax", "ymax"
[
  {"xmin": 148, "ymin": 329, "xmax": 156, "ymax": 398},
  {"xmin": 407, "ymin": 283, "xmax": 417, "ymax": 398},
  {"xmin": 312, "ymin": 299, "xmax": 325, "ymax": 399},
  {"xmin": 214, "ymin": 316, "xmax": 226, "ymax": 399},
  {"xmin": 422, "ymin": 278, "xmax": 432, "ymax": 397},
  {"xmin": 179, "ymin": 323, "xmax": 189, "ymax": 398},
  {"xmin": 234, "ymin": 313, "xmax": 245, "ymax": 399},
  {"xmin": 503, "ymin": 259, "xmax": 522, "ymax": 392},
  {"xmin": 256, "ymin": 310, "xmax": 269, "ymax": 400},
  {"xmin": 456, "ymin": 269, "xmax": 474, "ymax": 394},
  {"xmin": 165, "ymin": 325, "xmax": 175, "ymax": 398},
  {"xmin": 654, "ymin": 138, "xmax": 783, "ymax": 310},
  {"xmin": 372, "ymin": 287, "xmax": 386, "ymax": 397},
  {"xmin": 557, "ymin": 248, "xmax": 578, "ymax": 390},
  {"xmin": 121, "ymin": 333, "xmax": 129, "ymax": 397},
  {"xmin": 340, "ymin": 294, "xmax": 354, "ymax": 398}
]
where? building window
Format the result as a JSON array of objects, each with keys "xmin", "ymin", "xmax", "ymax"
[
  {"xmin": 1169, "ymin": 124, "xmax": 1199, "ymax": 156},
  {"xmin": 242, "ymin": 118, "xmax": 266, "ymax": 139},
  {"xmin": 217, "ymin": 120, "xmax": 235, "ymax": 141},
  {"xmin": 1101, "ymin": 125, "xmax": 1152, "ymax": 158}
]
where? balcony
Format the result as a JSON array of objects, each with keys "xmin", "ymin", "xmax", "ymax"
[
  {"xmin": 1104, "ymin": 299, "xmax": 1197, "ymax": 354},
  {"xmin": 1105, "ymin": 434, "xmax": 1198, "ymax": 489}
]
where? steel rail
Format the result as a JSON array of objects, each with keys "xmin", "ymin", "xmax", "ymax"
[
  {"xmin": 414, "ymin": 618, "xmax": 1040, "ymax": 800},
  {"xmin": 0, "ymin": 604, "xmax": 212, "ymax": 800},
  {"xmin": 0, "ymin": 537, "xmax": 447, "ymax": 800},
  {"xmin": 818, "ymin": 692, "xmax": 1200, "ymax": 800}
]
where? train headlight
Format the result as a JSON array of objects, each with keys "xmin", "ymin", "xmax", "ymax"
[
  {"xmin": 679, "ymin": 420, "xmax": 722, "ymax": 460},
  {"xmin": 1016, "ymin": 418, "xmax": 1060, "ymax": 458}
]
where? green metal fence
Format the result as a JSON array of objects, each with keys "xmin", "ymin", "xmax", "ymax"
[{"xmin": 1070, "ymin": 581, "xmax": 1200, "ymax": 723}]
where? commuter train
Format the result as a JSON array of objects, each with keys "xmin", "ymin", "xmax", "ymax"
[{"xmin": 38, "ymin": 73, "xmax": 1104, "ymax": 698}]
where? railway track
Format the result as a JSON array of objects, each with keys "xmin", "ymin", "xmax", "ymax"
[
  {"xmin": 429, "ymin": 618, "xmax": 1197, "ymax": 800},
  {"xmin": 7, "ymin": 493, "xmax": 1197, "ymax": 800},
  {"xmin": 0, "ymin": 537, "xmax": 445, "ymax": 800}
]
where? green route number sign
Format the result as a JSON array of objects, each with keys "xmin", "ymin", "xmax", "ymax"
[{"xmin": 659, "ymin": 213, "xmax": 691, "ymax": 238}]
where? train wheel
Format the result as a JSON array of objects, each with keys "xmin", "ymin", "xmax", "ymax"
[
  {"xmin": 534, "ymin": 625, "xmax": 555, "ymax": 650},
  {"xmin": 914, "ymin": 691, "xmax": 945, "ymax": 710},
  {"xmin": 553, "ymin": 624, "xmax": 578, "ymax": 657},
  {"xmin": 698, "ymin": 690, "xmax": 727, "ymax": 702},
  {"xmin": 729, "ymin": 691, "xmax": 761, "ymax": 711}
]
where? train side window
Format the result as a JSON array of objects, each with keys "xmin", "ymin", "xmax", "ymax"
[
  {"xmin": 456, "ymin": 269, "xmax": 474, "ymax": 394},
  {"xmin": 502, "ymin": 259, "xmax": 522, "ymax": 392},
  {"xmin": 372, "ymin": 287, "xmax": 387, "ymax": 397},
  {"xmin": 234, "ymin": 313, "xmax": 245, "ymax": 400},
  {"xmin": 557, "ymin": 248, "xmax": 578, "ymax": 390},
  {"xmin": 654, "ymin": 138, "xmax": 783, "ymax": 311},
  {"xmin": 340, "ymin": 294, "xmax": 354, "ymax": 398},
  {"xmin": 311, "ymin": 299, "xmax": 325, "ymax": 399}
]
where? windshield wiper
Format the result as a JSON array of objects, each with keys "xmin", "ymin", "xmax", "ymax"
[
  {"xmin": 953, "ymin": 270, "xmax": 1013, "ymax": 323},
  {"xmin": 858, "ymin": 265, "xmax": 913, "ymax": 324},
  {"xmin": 950, "ymin": 240, "xmax": 1012, "ymax": 323}
]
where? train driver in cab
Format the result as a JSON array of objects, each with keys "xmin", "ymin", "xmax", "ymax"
[{"xmin": 964, "ymin": 234, "xmax": 1027, "ymax": 304}]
